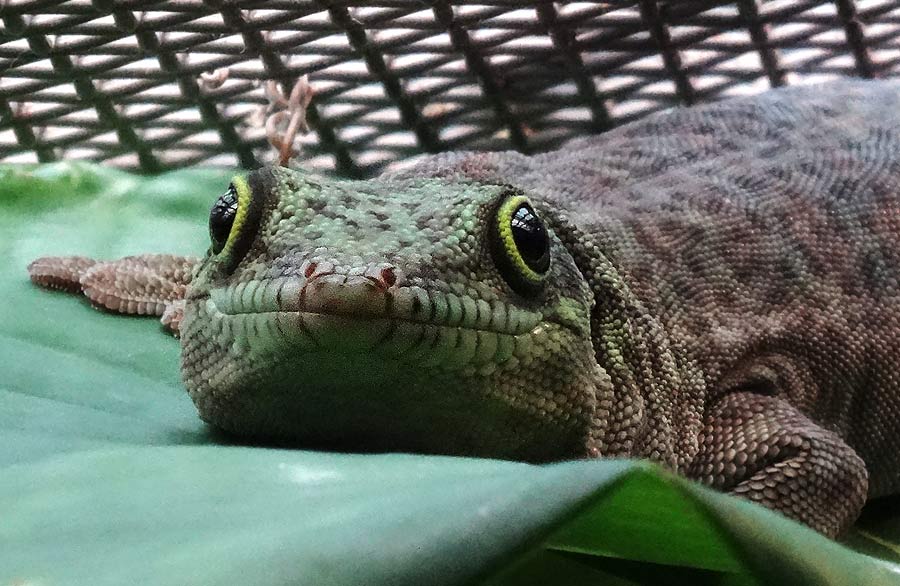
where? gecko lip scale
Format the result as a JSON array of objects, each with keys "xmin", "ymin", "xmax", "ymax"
[{"xmin": 206, "ymin": 275, "xmax": 542, "ymax": 337}]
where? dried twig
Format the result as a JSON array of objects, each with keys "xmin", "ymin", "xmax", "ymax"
[
  {"xmin": 262, "ymin": 76, "xmax": 314, "ymax": 167},
  {"xmin": 199, "ymin": 68, "xmax": 230, "ymax": 90}
]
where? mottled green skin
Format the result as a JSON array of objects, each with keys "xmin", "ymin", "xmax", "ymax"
[
  {"xmin": 182, "ymin": 169, "xmax": 606, "ymax": 461},
  {"xmin": 29, "ymin": 80, "xmax": 900, "ymax": 537}
]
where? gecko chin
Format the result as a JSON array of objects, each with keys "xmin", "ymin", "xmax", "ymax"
[{"xmin": 179, "ymin": 285, "xmax": 602, "ymax": 461}]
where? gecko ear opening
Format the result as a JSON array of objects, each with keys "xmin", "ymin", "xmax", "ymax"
[
  {"xmin": 489, "ymin": 193, "xmax": 552, "ymax": 296},
  {"xmin": 208, "ymin": 175, "xmax": 257, "ymax": 273}
]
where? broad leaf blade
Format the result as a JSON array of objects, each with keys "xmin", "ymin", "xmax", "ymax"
[{"xmin": 2, "ymin": 163, "xmax": 900, "ymax": 586}]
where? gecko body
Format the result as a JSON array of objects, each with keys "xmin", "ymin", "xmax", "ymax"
[{"xmin": 30, "ymin": 80, "xmax": 900, "ymax": 537}]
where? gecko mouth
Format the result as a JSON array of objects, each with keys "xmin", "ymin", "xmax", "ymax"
[
  {"xmin": 200, "ymin": 274, "xmax": 545, "ymax": 362},
  {"xmin": 207, "ymin": 274, "xmax": 540, "ymax": 334}
]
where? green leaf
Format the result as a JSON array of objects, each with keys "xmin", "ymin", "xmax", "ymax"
[{"xmin": 2, "ymin": 162, "xmax": 900, "ymax": 585}]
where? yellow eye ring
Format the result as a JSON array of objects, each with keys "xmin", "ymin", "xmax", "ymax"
[
  {"xmin": 208, "ymin": 174, "xmax": 256, "ymax": 273},
  {"xmin": 219, "ymin": 175, "xmax": 251, "ymax": 257},
  {"xmin": 491, "ymin": 194, "xmax": 552, "ymax": 295}
]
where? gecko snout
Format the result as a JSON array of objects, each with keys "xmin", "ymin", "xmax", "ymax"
[{"xmin": 301, "ymin": 272, "xmax": 395, "ymax": 318}]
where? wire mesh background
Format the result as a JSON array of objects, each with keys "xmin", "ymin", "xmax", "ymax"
[{"xmin": 2, "ymin": 1, "xmax": 900, "ymax": 177}]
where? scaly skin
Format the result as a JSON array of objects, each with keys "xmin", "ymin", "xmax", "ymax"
[{"xmin": 29, "ymin": 79, "xmax": 900, "ymax": 537}]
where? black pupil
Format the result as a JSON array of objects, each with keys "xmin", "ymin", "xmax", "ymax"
[
  {"xmin": 510, "ymin": 203, "xmax": 550, "ymax": 273},
  {"xmin": 209, "ymin": 185, "xmax": 238, "ymax": 254}
]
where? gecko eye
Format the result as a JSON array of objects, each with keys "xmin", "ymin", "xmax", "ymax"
[
  {"xmin": 209, "ymin": 183, "xmax": 238, "ymax": 254},
  {"xmin": 491, "ymin": 194, "xmax": 551, "ymax": 295},
  {"xmin": 207, "ymin": 175, "xmax": 257, "ymax": 274}
]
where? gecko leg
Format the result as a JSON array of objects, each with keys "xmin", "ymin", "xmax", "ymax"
[
  {"xmin": 688, "ymin": 392, "xmax": 868, "ymax": 537},
  {"xmin": 28, "ymin": 254, "xmax": 199, "ymax": 335},
  {"xmin": 27, "ymin": 255, "xmax": 97, "ymax": 293}
]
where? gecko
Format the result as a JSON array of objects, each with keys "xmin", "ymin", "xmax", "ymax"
[{"xmin": 28, "ymin": 79, "xmax": 900, "ymax": 538}]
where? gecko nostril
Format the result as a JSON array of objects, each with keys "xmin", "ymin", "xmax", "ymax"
[
  {"xmin": 380, "ymin": 267, "xmax": 397, "ymax": 287},
  {"xmin": 304, "ymin": 262, "xmax": 318, "ymax": 278}
]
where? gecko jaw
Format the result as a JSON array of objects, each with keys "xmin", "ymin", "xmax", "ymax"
[{"xmin": 205, "ymin": 275, "xmax": 542, "ymax": 338}]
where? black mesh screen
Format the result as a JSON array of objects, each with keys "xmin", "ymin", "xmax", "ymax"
[{"xmin": 1, "ymin": 1, "xmax": 898, "ymax": 176}]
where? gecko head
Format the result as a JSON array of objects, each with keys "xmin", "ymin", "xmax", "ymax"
[{"xmin": 181, "ymin": 166, "xmax": 604, "ymax": 461}]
